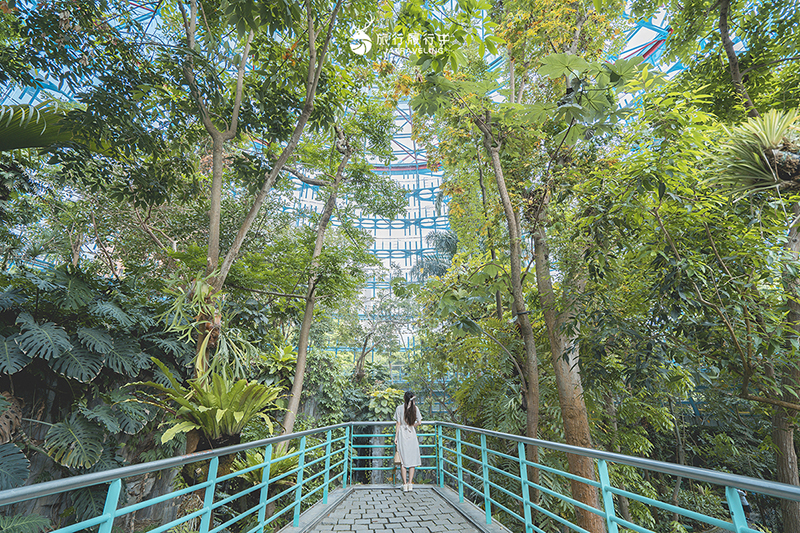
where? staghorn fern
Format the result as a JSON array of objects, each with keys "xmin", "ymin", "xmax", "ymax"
[{"xmin": 711, "ymin": 108, "xmax": 800, "ymax": 196}]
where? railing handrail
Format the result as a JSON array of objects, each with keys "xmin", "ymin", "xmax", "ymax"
[
  {"xmin": 3, "ymin": 419, "xmax": 799, "ymax": 510},
  {"xmin": 433, "ymin": 421, "xmax": 800, "ymax": 502},
  {"xmin": 0, "ymin": 422, "xmax": 352, "ymax": 507}
]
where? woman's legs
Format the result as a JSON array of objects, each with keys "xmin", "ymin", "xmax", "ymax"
[
  {"xmin": 408, "ymin": 467, "xmax": 415, "ymax": 485},
  {"xmin": 400, "ymin": 465, "xmax": 407, "ymax": 484}
]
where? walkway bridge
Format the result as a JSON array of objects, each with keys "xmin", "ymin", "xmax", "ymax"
[{"xmin": 1, "ymin": 422, "xmax": 797, "ymax": 533}]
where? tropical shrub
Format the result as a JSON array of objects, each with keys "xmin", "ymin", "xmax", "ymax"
[{"xmin": 0, "ymin": 264, "xmax": 192, "ymax": 524}]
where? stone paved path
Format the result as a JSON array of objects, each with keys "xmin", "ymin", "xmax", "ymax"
[{"xmin": 310, "ymin": 487, "xmax": 481, "ymax": 533}]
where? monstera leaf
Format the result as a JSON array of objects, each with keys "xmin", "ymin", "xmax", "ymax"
[
  {"xmin": 15, "ymin": 313, "xmax": 72, "ymax": 361},
  {"xmin": 44, "ymin": 412, "xmax": 104, "ymax": 469},
  {"xmin": 110, "ymin": 393, "xmax": 153, "ymax": 434},
  {"xmin": 50, "ymin": 342, "xmax": 104, "ymax": 383},
  {"xmin": 79, "ymin": 401, "xmax": 121, "ymax": 434},
  {"xmin": 52, "ymin": 267, "xmax": 95, "ymax": 310},
  {"xmin": 0, "ymin": 288, "xmax": 26, "ymax": 311},
  {"xmin": 89, "ymin": 301, "xmax": 135, "ymax": 328},
  {"xmin": 71, "ymin": 485, "xmax": 107, "ymax": 523},
  {"xmin": 77, "ymin": 327, "xmax": 114, "ymax": 354},
  {"xmin": 105, "ymin": 337, "xmax": 147, "ymax": 376},
  {"xmin": 0, "ymin": 443, "xmax": 30, "ymax": 490},
  {"xmin": 0, "ymin": 334, "xmax": 31, "ymax": 374},
  {"xmin": 0, "ymin": 513, "xmax": 51, "ymax": 533}
]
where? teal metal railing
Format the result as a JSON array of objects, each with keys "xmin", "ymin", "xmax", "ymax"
[{"xmin": 2, "ymin": 421, "xmax": 799, "ymax": 533}]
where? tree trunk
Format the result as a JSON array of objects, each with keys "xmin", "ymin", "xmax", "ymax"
[
  {"xmin": 774, "ymin": 202, "xmax": 800, "ymax": 532},
  {"xmin": 532, "ymin": 217, "xmax": 604, "ymax": 533},
  {"xmin": 477, "ymin": 116, "xmax": 541, "ymax": 512},
  {"xmin": 282, "ymin": 134, "xmax": 352, "ymax": 437},
  {"xmin": 718, "ymin": 0, "xmax": 759, "ymax": 118}
]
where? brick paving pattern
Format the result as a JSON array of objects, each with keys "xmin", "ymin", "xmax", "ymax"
[{"xmin": 310, "ymin": 487, "xmax": 481, "ymax": 533}]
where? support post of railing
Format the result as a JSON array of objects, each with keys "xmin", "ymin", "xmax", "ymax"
[
  {"xmin": 323, "ymin": 429, "xmax": 332, "ymax": 504},
  {"xmin": 518, "ymin": 442, "xmax": 532, "ymax": 533},
  {"xmin": 456, "ymin": 428, "xmax": 464, "ymax": 502},
  {"xmin": 293, "ymin": 435, "xmax": 307, "ymax": 527},
  {"xmin": 725, "ymin": 486, "xmax": 749, "ymax": 532},
  {"xmin": 97, "ymin": 478, "xmax": 122, "ymax": 533},
  {"xmin": 598, "ymin": 459, "xmax": 620, "ymax": 533},
  {"xmin": 199, "ymin": 456, "xmax": 219, "ymax": 533},
  {"xmin": 257, "ymin": 443, "xmax": 273, "ymax": 533},
  {"xmin": 343, "ymin": 425, "xmax": 351, "ymax": 488},
  {"xmin": 480, "ymin": 433, "xmax": 491, "ymax": 525},
  {"xmin": 437, "ymin": 424, "xmax": 444, "ymax": 487}
]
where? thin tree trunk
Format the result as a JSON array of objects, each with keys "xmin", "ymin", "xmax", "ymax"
[
  {"xmin": 532, "ymin": 215, "xmax": 604, "ymax": 533},
  {"xmin": 774, "ymin": 202, "xmax": 800, "ymax": 532},
  {"xmin": 477, "ymin": 158, "xmax": 504, "ymax": 320},
  {"xmin": 283, "ymin": 131, "xmax": 352, "ymax": 437},
  {"xmin": 476, "ymin": 112, "xmax": 541, "ymax": 510},
  {"xmin": 719, "ymin": 0, "xmax": 759, "ymax": 118}
]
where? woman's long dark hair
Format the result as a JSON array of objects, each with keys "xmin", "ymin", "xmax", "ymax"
[{"xmin": 403, "ymin": 390, "xmax": 416, "ymax": 426}]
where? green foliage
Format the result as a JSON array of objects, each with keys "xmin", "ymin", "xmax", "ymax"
[
  {"xmin": 44, "ymin": 412, "xmax": 105, "ymax": 469},
  {"xmin": 15, "ymin": 312, "xmax": 72, "ymax": 361},
  {"xmin": 711, "ymin": 108, "xmax": 800, "ymax": 196},
  {"xmin": 231, "ymin": 447, "xmax": 298, "ymax": 488},
  {"xmin": 0, "ymin": 514, "xmax": 51, "ymax": 533},
  {"xmin": 0, "ymin": 443, "xmax": 29, "ymax": 490},
  {"xmin": 368, "ymin": 388, "xmax": 404, "ymax": 420},
  {"xmin": 0, "ymin": 333, "xmax": 30, "ymax": 374},
  {"xmin": 137, "ymin": 359, "xmax": 282, "ymax": 443}
]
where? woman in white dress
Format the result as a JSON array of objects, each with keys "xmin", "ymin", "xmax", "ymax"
[{"xmin": 394, "ymin": 390, "xmax": 422, "ymax": 492}]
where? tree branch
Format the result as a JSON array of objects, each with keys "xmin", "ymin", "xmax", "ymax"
[
  {"xmin": 719, "ymin": 0, "xmax": 759, "ymax": 117},
  {"xmin": 285, "ymin": 166, "xmax": 330, "ymax": 187}
]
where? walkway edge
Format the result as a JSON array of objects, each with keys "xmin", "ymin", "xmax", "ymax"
[
  {"xmin": 431, "ymin": 485, "xmax": 514, "ymax": 533},
  {"xmin": 276, "ymin": 486, "xmax": 354, "ymax": 533}
]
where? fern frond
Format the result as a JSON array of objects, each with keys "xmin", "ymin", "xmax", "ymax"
[{"xmin": 0, "ymin": 513, "xmax": 51, "ymax": 533}]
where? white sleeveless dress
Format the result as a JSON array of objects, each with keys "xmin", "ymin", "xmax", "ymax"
[{"xmin": 395, "ymin": 404, "xmax": 422, "ymax": 467}]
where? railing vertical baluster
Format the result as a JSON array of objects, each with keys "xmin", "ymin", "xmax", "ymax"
[
  {"xmin": 323, "ymin": 429, "xmax": 332, "ymax": 504},
  {"xmin": 518, "ymin": 442, "xmax": 532, "ymax": 533},
  {"xmin": 456, "ymin": 428, "xmax": 464, "ymax": 502},
  {"xmin": 725, "ymin": 486, "xmax": 749, "ymax": 531},
  {"xmin": 598, "ymin": 459, "xmax": 620, "ymax": 533},
  {"xmin": 293, "ymin": 435, "xmax": 307, "ymax": 527},
  {"xmin": 480, "ymin": 433, "xmax": 491, "ymax": 525},
  {"xmin": 343, "ymin": 425, "xmax": 351, "ymax": 488},
  {"xmin": 437, "ymin": 424, "xmax": 444, "ymax": 487},
  {"xmin": 256, "ymin": 444, "xmax": 273, "ymax": 533},
  {"xmin": 199, "ymin": 456, "xmax": 219, "ymax": 533},
  {"xmin": 97, "ymin": 478, "xmax": 122, "ymax": 533}
]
